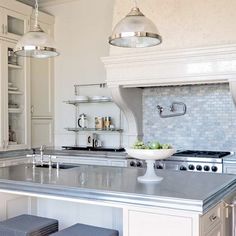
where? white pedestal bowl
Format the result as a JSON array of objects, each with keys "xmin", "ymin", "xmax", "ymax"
[{"xmin": 126, "ymin": 149, "xmax": 176, "ymax": 183}]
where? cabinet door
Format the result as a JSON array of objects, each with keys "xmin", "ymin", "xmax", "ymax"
[
  {"xmin": 31, "ymin": 119, "xmax": 54, "ymax": 148},
  {"xmin": 128, "ymin": 210, "xmax": 194, "ymax": 236},
  {"xmin": 30, "ymin": 21, "xmax": 54, "ymax": 118},
  {"xmin": 5, "ymin": 41, "xmax": 30, "ymax": 150},
  {"xmin": 2, "ymin": 8, "xmax": 28, "ymax": 41}
]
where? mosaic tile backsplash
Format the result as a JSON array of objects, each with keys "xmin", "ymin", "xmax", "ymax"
[{"xmin": 143, "ymin": 83, "xmax": 236, "ymax": 151}]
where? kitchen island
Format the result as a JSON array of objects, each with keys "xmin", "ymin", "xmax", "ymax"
[{"xmin": 0, "ymin": 164, "xmax": 234, "ymax": 236}]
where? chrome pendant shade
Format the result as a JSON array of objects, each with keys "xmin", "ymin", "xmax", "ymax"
[
  {"xmin": 14, "ymin": 0, "xmax": 59, "ymax": 59},
  {"xmin": 109, "ymin": 6, "xmax": 162, "ymax": 48}
]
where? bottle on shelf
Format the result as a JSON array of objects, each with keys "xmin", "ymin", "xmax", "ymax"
[
  {"xmin": 104, "ymin": 116, "xmax": 112, "ymax": 130},
  {"xmin": 95, "ymin": 117, "xmax": 104, "ymax": 130}
]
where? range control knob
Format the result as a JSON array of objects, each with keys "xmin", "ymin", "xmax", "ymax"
[
  {"xmin": 188, "ymin": 164, "xmax": 195, "ymax": 170},
  {"xmin": 196, "ymin": 165, "xmax": 202, "ymax": 171},
  {"xmin": 129, "ymin": 161, "xmax": 136, "ymax": 167},
  {"xmin": 180, "ymin": 165, "xmax": 187, "ymax": 171},
  {"xmin": 211, "ymin": 166, "xmax": 218, "ymax": 172},
  {"xmin": 204, "ymin": 165, "xmax": 210, "ymax": 171},
  {"xmin": 136, "ymin": 161, "xmax": 142, "ymax": 168},
  {"xmin": 156, "ymin": 164, "xmax": 163, "ymax": 169}
]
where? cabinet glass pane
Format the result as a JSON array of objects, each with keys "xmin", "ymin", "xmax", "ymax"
[{"xmin": 7, "ymin": 16, "xmax": 24, "ymax": 36}]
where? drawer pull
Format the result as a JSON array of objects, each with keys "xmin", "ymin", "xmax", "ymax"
[{"xmin": 209, "ymin": 215, "xmax": 217, "ymax": 222}]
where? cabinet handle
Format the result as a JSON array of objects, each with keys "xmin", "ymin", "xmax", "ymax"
[
  {"xmin": 5, "ymin": 25, "xmax": 7, "ymax": 34},
  {"xmin": 31, "ymin": 105, "xmax": 34, "ymax": 114},
  {"xmin": 2, "ymin": 140, "xmax": 5, "ymax": 148},
  {"xmin": 209, "ymin": 214, "xmax": 217, "ymax": 222},
  {"xmin": 1, "ymin": 24, "xmax": 4, "ymax": 34}
]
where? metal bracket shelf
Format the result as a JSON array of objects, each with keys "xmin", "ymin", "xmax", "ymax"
[
  {"xmin": 65, "ymin": 127, "xmax": 123, "ymax": 133},
  {"xmin": 64, "ymin": 83, "xmax": 123, "ymax": 148},
  {"xmin": 64, "ymin": 99, "xmax": 112, "ymax": 105}
]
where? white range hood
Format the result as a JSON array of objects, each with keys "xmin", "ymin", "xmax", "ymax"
[{"xmin": 102, "ymin": 44, "xmax": 236, "ymax": 145}]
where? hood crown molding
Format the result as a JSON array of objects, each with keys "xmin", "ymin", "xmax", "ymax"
[{"xmin": 102, "ymin": 44, "xmax": 236, "ymax": 88}]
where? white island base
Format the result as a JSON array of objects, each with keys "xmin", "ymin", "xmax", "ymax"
[{"xmin": 0, "ymin": 190, "xmax": 232, "ymax": 236}]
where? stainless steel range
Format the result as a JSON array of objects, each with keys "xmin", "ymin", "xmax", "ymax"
[{"xmin": 155, "ymin": 150, "xmax": 233, "ymax": 173}]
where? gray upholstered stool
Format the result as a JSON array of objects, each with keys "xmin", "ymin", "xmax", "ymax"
[
  {"xmin": 51, "ymin": 223, "xmax": 119, "ymax": 236},
  {"xmin": 0, "ymin": 214, "xmax": 58, "ymax": 236}
]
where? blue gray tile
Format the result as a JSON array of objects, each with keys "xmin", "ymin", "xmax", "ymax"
[{"xmin": 143, "ymin": 83, "xmax": 236, "ymax": 151}]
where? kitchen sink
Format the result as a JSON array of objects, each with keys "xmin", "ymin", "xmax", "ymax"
[{"xmin": 35, "ymin": 164, "xmax": 79, "ymax": 170}]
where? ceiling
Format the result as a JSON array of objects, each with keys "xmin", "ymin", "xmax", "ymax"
[{"xmin": 16, "ymin": 0, "xmax": 78, "ymax": 8}]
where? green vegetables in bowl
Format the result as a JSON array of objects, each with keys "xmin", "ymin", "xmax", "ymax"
[{"xmin": 133, "ymin": 140, "xmax": 172, "ymax": 150}]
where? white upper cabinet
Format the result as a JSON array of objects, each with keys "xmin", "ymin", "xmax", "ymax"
[
  {"xmin": 0, "ymin": 8, "xmax": 29, "ymax": 41},
  {"xmin": 2, "ymin": 8, "xmax": 29, "ymax": 41}
]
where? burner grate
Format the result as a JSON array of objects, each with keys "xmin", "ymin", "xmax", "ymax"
[{"xmin": 173, "ymin": 150, "xmax": 231, "ymax": 158}]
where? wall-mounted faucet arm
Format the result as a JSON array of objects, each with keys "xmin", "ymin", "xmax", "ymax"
[{"xmin": 157, "ymin": 102, "xmax": 187, "ymax": 118}]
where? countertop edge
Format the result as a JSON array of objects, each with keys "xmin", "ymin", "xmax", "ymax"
[{"xmin": 0, "ymin": 178, "xmax": 230, "ymax": 214}]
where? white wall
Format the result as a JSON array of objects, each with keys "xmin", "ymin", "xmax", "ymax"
[
  {"xmin": 45, "ymin": 0, "xmax": 236, "ymax": 148},
  {"xmin": 44, "ymin": 0, "xmax": 121, "ymax": 147},
  {"xmin": 110, "ymin": 0, "xmax": 236, "ymax": 55}
]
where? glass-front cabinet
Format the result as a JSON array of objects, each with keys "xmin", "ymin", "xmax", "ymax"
[
  {"xmin": 0, "ymin": 40, "xmax": 30, "ymax": 151},
  {"xmin": 0, "ymin": 8, "xmax": 28, "ymax": 41}
]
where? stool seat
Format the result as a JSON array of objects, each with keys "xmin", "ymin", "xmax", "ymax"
[
  {"xmin": 51, "ymin": 223, "xmax": 119, "ymax": 236},
  {"xmin": 0, "ymin": 214, "xmax": 58, "ymax": 236}
]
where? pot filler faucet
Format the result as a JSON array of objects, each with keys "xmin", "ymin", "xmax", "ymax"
[{"xmin": 157, "ymin": 102, "xmax": 187, "ymax": 118}]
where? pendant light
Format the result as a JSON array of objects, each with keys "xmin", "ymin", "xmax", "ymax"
[
  {"xmin": 109, "ymin": 0, "xmax": 162, "ymax": 48},
  {"xmin": 14, "ymin": 0, "xmax": 59, "ymax": 59}
]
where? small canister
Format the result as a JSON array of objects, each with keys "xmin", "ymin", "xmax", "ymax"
[
  {"xmin": 8, "ymin": 50, "xmax": 17, "ymax": 65},
  {"xmin": 104, "ymin": 116, "xmax": 111, "ymax": 130},
  {"xmin": 95, "ymin": 117, "xmax": 104, "ymax": 129}
]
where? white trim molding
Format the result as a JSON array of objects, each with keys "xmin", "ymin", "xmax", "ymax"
[
  {"xmin": 39, "ymin": 0, "xmax": 78, "ymax": 8},
  {"xmin": 17, "ymin": 0, "xmax": 78, "ymax": 8}
]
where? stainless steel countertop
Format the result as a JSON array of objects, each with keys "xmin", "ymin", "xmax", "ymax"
[
  {"xmin": 223, "ymin": 154, "xmax": 236, "ymax": 163},
  {"xmin": 0, "ymin": 164, "xmax": 235, "ymax": 213}
]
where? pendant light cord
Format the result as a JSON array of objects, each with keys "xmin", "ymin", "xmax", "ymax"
[
  {"xmin": 34, "ymin": 0, "xmax": 39, "ymax": 28},
  {"xmin": 134, "ymin": 0, "xmax": 138, "ymax": 8}
]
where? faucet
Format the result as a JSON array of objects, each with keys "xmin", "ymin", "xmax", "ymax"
[
  {"xmin": 27, "ymin": 146, "xmax": 59, "ymax": 170},
  {"xmin": 32, "ymin": 148, "xmax": 36, "ymax": 167},
  {"xmin": 40, "ymin": 145, "xmax": 46, "ymax": 166}
]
